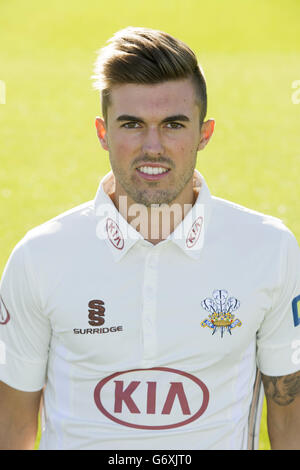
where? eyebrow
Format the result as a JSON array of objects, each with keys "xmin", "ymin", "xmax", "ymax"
[{"xmin": 116, "ymin": 114, "xmax": 191, "ymax": 124}]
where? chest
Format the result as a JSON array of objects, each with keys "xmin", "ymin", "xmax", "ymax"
[{"xmin": 44, "ymin": 245, "xmax": 275, "ymax": 370}]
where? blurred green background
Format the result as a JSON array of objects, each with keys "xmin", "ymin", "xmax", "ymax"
[{"xmin": 1, "ymin": 0, "xmax": 300, "ymax": 450}]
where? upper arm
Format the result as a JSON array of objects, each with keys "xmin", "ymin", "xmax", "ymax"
[
  {"xmin": 0, "ymin": 380, "xmax": 43, "ymax": 449},
  {"xmin": 262, "ymin": 370, "xmax": 300, "ymax": 449},
  {"xmin": 262, "ymin": 370, "xmax": 300, "ymax": 406},
  {"xmin": 0, "ymin": 239, "xmax": 51, "ymax": 391}
]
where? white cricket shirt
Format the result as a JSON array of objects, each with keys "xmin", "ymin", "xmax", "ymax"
[{"xmin": 0, "ymin": 169, "xmax": 300, "ymax": 450}]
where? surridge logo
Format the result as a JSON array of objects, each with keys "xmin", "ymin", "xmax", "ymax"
[
  {"xmin": 94, "ymin": 367, "xmax": 209, "ymax": 429},
  {"xmin": 0, "ymin": 296, "xmax": 10, "ymax": 325},
  {"xmin": 88, "ymin": 299, "xmax": 105, "ymax": 326},
  {"xmin": 73, "ymin": 299, "xmax": 124, "ymax": 335}
]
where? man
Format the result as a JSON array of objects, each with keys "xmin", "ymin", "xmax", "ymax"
[{"xmin": 0, "ymin": 27, "xmax": 300, "ymax": 450}]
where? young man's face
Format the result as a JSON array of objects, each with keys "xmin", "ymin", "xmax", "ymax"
[{"xmin": 96, "ymin": 78, "xmax": 213, "ymax": 207}]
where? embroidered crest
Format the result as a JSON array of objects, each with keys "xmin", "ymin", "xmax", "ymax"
[{"xmin": 201, "ymin": 289, "xmax": 242, "ymax": 337}]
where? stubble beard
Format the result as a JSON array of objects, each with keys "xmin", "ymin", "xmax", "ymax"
[{"xmin": 110, "ymin": 158, "xmax": 197, "ymax": 208}]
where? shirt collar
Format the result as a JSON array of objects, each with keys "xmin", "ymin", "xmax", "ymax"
[
  {"xmin": 169, "ymin": 170, "xmax": 213, "ymax": 259},
  {"xmin": 94, "ymin": 169, "xmax": 213, "ymax": 262}
]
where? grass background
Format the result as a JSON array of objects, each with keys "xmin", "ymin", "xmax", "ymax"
[{"xmin": 1, "ymin": 0, "xmax": 300, "ymax": 450}]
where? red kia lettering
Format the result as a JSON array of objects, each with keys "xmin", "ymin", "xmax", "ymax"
[
  {"xmin": 94, "ymin": 367, "xmax": 209, "ymax": 430},
  {"xmin": 106, "ymin": 218, "xmax": 124, "ymax": 250},
  {"xmin": 186, "ymin": 216, "xmax": 203, "ymax": 248}
]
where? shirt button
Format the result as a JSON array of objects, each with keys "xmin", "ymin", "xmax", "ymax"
[
  {"xmin": 146, "ymin": 317, "xmax": 153, "ymax": 327},
  {"xmin": 147, "ymin": 256, "xmax": 156, "ymax": 268}
]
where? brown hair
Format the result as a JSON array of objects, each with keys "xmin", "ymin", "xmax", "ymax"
[{"xmin": 91, "ymin": 27, "xmax": 207, "ymax": 125}]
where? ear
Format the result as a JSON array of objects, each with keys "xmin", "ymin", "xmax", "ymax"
[
  {"xmin": 197, "ymin": 119, "xmax": 215, "ymax": 151},
  {"xmin": 95, "ymin": 116, "xmax": 109, "ymax": 151}
]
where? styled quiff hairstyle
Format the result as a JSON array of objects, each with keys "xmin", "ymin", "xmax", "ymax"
[{"xmin": 91, "ymin": 27, "xmax": 207, "ymax": 125}]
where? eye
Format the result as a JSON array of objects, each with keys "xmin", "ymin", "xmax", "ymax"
[
  {"xmin": 165, "ymin": 122, "xmax": 184, "ymax": 129},
  {"xmin": 122, "ymin": 122, "xmax": 142, "ymax": 129}
]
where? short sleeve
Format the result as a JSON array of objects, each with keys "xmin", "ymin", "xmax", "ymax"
[
  {"xmin": 0, "ymin": 236, "xmax": 51, "ymax": 391},
  {"xmin": 256, "ymin": 228, "xmax": 300, "ymax": 376}
]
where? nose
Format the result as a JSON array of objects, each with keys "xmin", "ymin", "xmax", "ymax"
[{"xmin": 141, "ymin": 127, "xmax": 164, "ymax": 157}]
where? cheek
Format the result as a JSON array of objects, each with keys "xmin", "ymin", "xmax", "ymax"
[
  {"xmin": 109, "ymin": 141, "xmax": 132, "ymax": 160},
  {"xmin": 109, "ymin": 134, "xmax": 140, "ymax": 159},
  {"xmin": 170, "ymin": 130, "xmax": 199, "ymax": 153},
  {"xmin": 173, "ymin": 140, "xmax": 198, "ymax": 160}
]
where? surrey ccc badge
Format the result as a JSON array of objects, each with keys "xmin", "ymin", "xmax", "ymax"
[{"xmin": 201, "ymin": 289, "xmax": 242, "ymax": 338}]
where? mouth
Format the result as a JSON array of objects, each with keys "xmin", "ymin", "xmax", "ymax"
[{"xmin": 135, "ymin": 164, "xmax": 171, "ymax": 181}]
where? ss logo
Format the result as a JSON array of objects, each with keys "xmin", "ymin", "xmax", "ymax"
[{"xmin": 88, "ymin": 300, "xmax": 105, "ymax": 326}]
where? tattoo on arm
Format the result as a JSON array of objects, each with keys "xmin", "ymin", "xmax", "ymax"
[{"xmin": 262, "ymin": 371, "xmax": 300, "ymax": 406}]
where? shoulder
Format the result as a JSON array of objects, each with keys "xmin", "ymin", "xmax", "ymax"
[
  {"xmin": 211, "ymin": 196, "xmax": 295, "ymax": 243},
  {"xmin": 15, "ymin": 200, "xmax": 97, "ymax": 263},
  {"xmin": 212, "ymin": 196, "xmax": 282, "ymax": 226},
  {"xmin": 26, "ymin": 200, "xmax": 95, "ymax": 240},
  {"xmin": 0, "ymin": 200, "xmax": 103, "ymax": 305}
]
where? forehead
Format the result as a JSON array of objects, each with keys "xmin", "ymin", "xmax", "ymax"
[{"xmin": 108, "ymin": 78, "xmax": 198, "ymax": 120}]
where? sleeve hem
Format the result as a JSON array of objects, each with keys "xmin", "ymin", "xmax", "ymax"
[{"xmin": 0, "ymin": 373, "xmax": 45, "ymax": 392}]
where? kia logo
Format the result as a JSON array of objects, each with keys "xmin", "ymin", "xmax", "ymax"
[
  {"xmin": 186, "ymin": 216, "xmax": 203, "ymax": 248},
  {"xmin": 0, "ymin": 296, "xmax": 10, "ymax": 325},
  {"xmin": 94, "ymin": 367, "xmax": 209, "ymax": 430},
  {"xmin": 106, "ymin": 218, "xmax": 124, "ymax": 250}
]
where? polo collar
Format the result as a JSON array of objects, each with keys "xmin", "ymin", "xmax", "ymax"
[
  {"xmin": 170, "ymin": 170, "xmax": 213, "ymax": 259},
  {"xmin": 94, "ymin": 169, "xmax": 213, "ymax": 262}
]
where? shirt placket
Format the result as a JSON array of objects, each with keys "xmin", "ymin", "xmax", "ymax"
[{"xmin": 141, "ymin": 247, "xmax": 160, "ymax": 367}]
